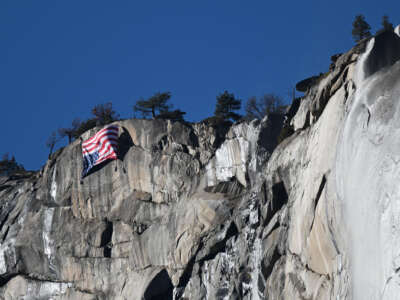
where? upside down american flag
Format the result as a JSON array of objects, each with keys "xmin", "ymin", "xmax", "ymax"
[{"xmin": 81, "ymin": 125, "xmax": 119, "ymax": 178}]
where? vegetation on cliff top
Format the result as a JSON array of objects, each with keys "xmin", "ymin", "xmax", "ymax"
[
  {"xmin": 0, "ymin": 153, "xmax": 25, "ymax": 175},
  {"xmin": 37, "ymin": 14, "xmax": 397, "ymax": 158}
]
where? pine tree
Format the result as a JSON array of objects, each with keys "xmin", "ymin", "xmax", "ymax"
[
  {"xmin": 1, "ymin": 153, "xmax": 9, "ymax": 162},
  {"xmin": 92, "ymin": 102, "xmax": 119, "ymax": 125},
  {"xmin": 133, "ymin": 92, "xmax": 172, "ymax": 118},
  {"xmin": 245, "ymin": 94, "xmax": 286, "ymax": 120},
  {"xmin": 59, "ymin": 118, "xmax": 82, "ymax": 144},
  {"xmin": 352, "ymin": 15, "xmax": 371, "ymax": 42},
  {"xmin": 46, "ymin": 131, "xmax": 59, "ymax": 157},
  {"xmin": 0, "ymin": 153, "xmax": 25, "ymax": 174},
  {"xmin": 381, "ymin": 15, "xmax": 394, "ymax": 32},
  {"xmin": 214, "ymin": 91, "xmax": 241, "ymax": 122},
  {"xmin": 72, "ymin": 118, "xmax": 98, "ymax": 139}
]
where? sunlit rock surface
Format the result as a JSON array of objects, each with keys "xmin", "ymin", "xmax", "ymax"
[
  {"xmin": 337, "ymin": 31, "xmax": 400, "ymax": 299},
  {"xmin": 395, "ymin": 24, "xmax": 400, "ymax": 37},
  {"xmin": 1, "ymin": 30, "xmax": 400, "ymax": 299}
]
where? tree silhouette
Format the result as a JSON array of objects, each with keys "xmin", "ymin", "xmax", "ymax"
[
  {"xmin": 134, "ymin": 92, "xmax": 172, "ymax": 118},
  {"xmin": 0, "ymin": 153, "xmax": 24, "ymax": 174},
  {"xmin": 59, "ymin": 118, "xmax": 82, "ymax": 144},
  {"xmin": 214, "ymin": 91, "xmax": 241, "ymax": 122},
  {"xmin": 46, "ymin": 131, "xmax": 59, "ymax": 157},
  {"xmin": 245, "ymin": 94, "xmax": 286, "ymax": 120},
  {"xmin": 1, "ymin": 153, "xmax": 9, "ymax": 162},
  {"xmin": 352, "ymin": 15, "xmax": 371, "ymax": 42},
  {"xmin": 381, "ymin": 15, "xmax": 394, "ymax": 32},
  {"xmin": 92, "ymin": 102, "xmax": 119, "ymax": 125},
  {"xmin": 72, "ymin": 118, "xmax": 98, "ymax": 139}
]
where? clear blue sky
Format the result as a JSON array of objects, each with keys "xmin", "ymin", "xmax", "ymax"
[{"xmin": 1, "ymin": 1, "xmax": 399, "ymax": 170}]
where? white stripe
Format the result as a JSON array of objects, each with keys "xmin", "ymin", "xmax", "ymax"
[
  {"xmin": 83, "ymin": 142, "xmax": 117, "ymax": 157},
  {"xmin": 82, "ymin": 131, "xmax": 118, "ymax": 148},
  {"xmin": 82, "ymin": 138, "xmax": 117, "ymax": 155},
  {"xmin": 82, "ymin": 127, "xmax": 118, "ymax": 146},
  {"xmin": 98, "ymin": 143, "xmax": 117, "ymax": 156},
  {"xmin": 83, "ymin": 145, "xmax": 117, "ymax": 161},
  {"xmin": 83, "ymin": 133, "xmax": 118, "ymax": 151},
  {"xmin": 99, "ymin": 147, "xmax": 116, "ymax": 158}
]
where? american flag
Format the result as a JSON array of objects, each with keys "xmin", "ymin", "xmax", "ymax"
[{"xmin": 81, "ymin": 125, "xmax": 119, "ymax": 177}]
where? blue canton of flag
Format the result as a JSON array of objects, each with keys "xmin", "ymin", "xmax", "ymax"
[{"xmin": 82, "ymin": 152, "xmax": 99, "ymax": 177}]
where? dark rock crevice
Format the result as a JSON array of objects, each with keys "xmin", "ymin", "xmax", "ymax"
[
  {"xmin": 262, "ymin": 247, "xmax": 282, "ymax": 280},
  {"xmin": 0, "ymin": 273, "xmax": 18, "ymax": 287},
  {"xmin": 264, "ymin": 181, "xmax": 288, "ymax": 226},
  {"xmin": 0, "ymin": 210, "xmax": 11, "ymax": 234},
  {"xmin": 143, "ymin": 269, "xmax": 173, "ymax": 300},
  {"xmin": 204, "ymin": 177, "xmax": 244, "ymax": 196},
  {"xmin": 0, "ymin": 184, "xmax": 12, "ymax": 192},
  {"xmin": 199, "ymin": 222, "xmax": 239, "ymax": 263},
  {"xmin": 314, "ymin": 176, "xmax": 326, "ymax": 211},
  {"xmin": 277, "ymin": 97, "xmax": 301, "ymax": 143},
  {"xmin": 0, "ymin": 272, "xmax": 73, "ymax": 288},
  {"xmin": 288, "ymin": 250, "xmax": 328, "ymax": 278},
  {"xmin": 117, "ymin": 127, "xmax": 134, "ymax": 161},
  {"xmin": 100, "ymin": 220, "xmax": 113, "ymax": 258},
  {"xmin": 175, "ymin": 240, "xmax": 206, "ymax": 298},
  {"xmin": 364, "ymin": 31, "xmax": 400, "ymax": 78},
  {"xmin": 310, "ymin": 175, "xmax": 326, "ymax": 231}
]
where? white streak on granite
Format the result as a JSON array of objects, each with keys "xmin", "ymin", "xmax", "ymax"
[
  {"xmin": 43, "ymin": 208, "xmax": 55, "ymax": 261},
  {"xmin": 50, "ymin": 165, "xmax": 57, "ymax": 201}
]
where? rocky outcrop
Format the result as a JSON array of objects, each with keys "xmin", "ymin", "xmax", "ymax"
[
  {"xmin": 394, "ymin": 24, "xmax": 400, "ymax": 37},
  {"xmin": 2, "ymin": 26, "xmax": 400, "ymax": 299},
  {"xmin": 363, "ymin": 31, "xmax": 400, "ymax": 78},
  {"xmin": 0, "ymin": 115, "xmax": 285, "ymax": 300}
]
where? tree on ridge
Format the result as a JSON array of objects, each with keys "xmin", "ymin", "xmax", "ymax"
[
  {"xmin": 245, "ymin": 94, "xmax": 286, "ymax": 120},
  {"xmin": 133, "ymin": 92, "xmax": 186, "ymax": 121},
  {"xmin": 134, "ymin": 92, "xmax": 172, "ymax": 119},
  {"xmin": 381, "ymin": 15, "xmax": 394, "ymax": 32},
  {"xmin": 59, "ymin": 118, "xmax": 82, "ymax": 144},
  {"xmin": 214, "ymin": 91, "xmax": 241, "ymax": 122},
  {"xmin": 352, "ymin": 14, "xmax": 371, "ymax": 42},
  {"xmin": 92, "ymin": 102, "xmax": 119, "ymax": 126},
  {"xmin": 46, "ymin": 131, "xmax": 59, "ymax": 157}
]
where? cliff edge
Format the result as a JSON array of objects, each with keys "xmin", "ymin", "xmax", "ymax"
[{"xmin": 1, "ymin": 29, "xmax": 400, "ymax": 299}]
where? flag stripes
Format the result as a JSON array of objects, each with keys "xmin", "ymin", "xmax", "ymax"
[{"xmin": 81, "ymin": 125, "xmax": 119, "ymax": 177}]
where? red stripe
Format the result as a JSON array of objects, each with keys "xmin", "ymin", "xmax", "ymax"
[
  {"xmin": 83, "ymin": 136, "xmax": 117, "ymax": 152},
  {"xmin": 83, "ymin": 142, "xmax": 117, "ymax": 160},
  {"xmin": 98, "ymin": 141, "xmax": 117, "ymax": 156},
  {"xmin": 82, "ymin": 127, "xmax": 111, "ymax": 145},
  {"xmin": 82, "ymin": 147, "xmax": 117, "ymax": 166},
  {"xmin": 99, "ymin": 151, "xmax": 117, "ymax": 163},
  {"xmin": 82, "ymin": 139, "xmax": 118, "ymax": 152},
  {"xmin": 83, "ymin": 136, "xmax": 118, "ymax": 153},
  {"xmin": 82, "ymin": 127, "xmax": 118, "ymax": 147},
  {"xmin": 83, "ymin": 128, "xmax": 118, "ymax": 147},
  {"xmin": 82, "ymin": 141, "xmax": 117, "ymax": 156},
  {"xmin": 82, "ymin": 130, "xmax": 118, "ymax": 151},
  {"xmin": 82, "ymin": 126, "xmax": 118, "ymax": 146},
  {"xmin": 94, "ymin": 153, "xmax": 117, "ymax": 166},
  {"xmin": 81, "ymin": 125, "xmax": 119, "ymax": 168}
]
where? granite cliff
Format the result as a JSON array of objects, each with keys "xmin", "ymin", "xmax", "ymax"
[{"xmin": 1, "ymin": 26, "xmax": 400, "ymax": 299}]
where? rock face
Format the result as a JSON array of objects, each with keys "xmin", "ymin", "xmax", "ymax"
[
  {"xmin": 337, "ymin": 32, "xmax": 400, "ymax": 299},
  {"xmin": 395, "ymin": 25, "xmax": 400, "ymax": 37},
  {"xmin": 1, "ymin": 29, "xmax": 400, "ymax": 299}
]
